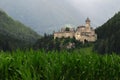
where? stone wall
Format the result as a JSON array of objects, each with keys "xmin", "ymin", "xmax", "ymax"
[{"xmin": 54, "ymin": 32, "xmax": 74, "ymax": 39}]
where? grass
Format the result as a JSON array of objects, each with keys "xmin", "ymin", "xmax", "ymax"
[{"xmin": 0, "ymin": 48, "xmax": 120, "ymax": 80}]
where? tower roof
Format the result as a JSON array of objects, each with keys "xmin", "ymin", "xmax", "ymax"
[{"xmin": 86, "ymin": 17, "xmax": 90, "ymax": 22}]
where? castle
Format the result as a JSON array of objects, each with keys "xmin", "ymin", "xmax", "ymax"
[{"xmin": 54, "ymin": 18, "xmax": 97, "ymax": 43}]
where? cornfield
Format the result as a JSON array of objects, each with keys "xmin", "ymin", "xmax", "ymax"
[{"xmin": 0, "ymin": 48, "xmax": 120, "ymax": 80}]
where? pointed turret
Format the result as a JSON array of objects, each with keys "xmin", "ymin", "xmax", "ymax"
[
  {"xmin": 86, "ymin": 17, "xmax": 90, "ymax": 22},
  {"xmin": 85, "ymin": 17, "xmax": 91, "ymax": 31},
  {"xmin": 86, "ymin": 17, "xmax": 90, "ymax": 26}
]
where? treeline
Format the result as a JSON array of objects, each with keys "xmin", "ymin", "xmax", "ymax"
[{"xmin": 94, "ymin": 11, "xmax": 120, "ymax": 54}]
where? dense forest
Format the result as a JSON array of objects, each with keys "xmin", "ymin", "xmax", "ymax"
[
  {"xmin": 0, "ymin": 10, "xmax": 40, "ymax": 51},
  {"xmin": 95, "ymin": 11, "xmax": 120, "ymax": 54}
]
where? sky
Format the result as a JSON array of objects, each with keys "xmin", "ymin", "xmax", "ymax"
[
  {"xmin": 0, "ymin": 0, "xmax": 120, "ymax": 34},
  {"xmin": 68, "ymin": 0, "xmax": 120, "ymax": 26}
]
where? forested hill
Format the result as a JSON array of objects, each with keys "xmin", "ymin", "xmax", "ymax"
[
  {"xmin": 0, "ymin": 10, "xmax": 40, "ymax": 51},
  {"xmin": 95, "ymin": 11, "xmax": 120, "ymax": 54}
]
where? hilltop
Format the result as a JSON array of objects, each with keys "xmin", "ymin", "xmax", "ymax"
[
  {"xmin": 95, "ymin": 11, "xmax": 120, "ymax": 54},
  {"xmin": 0, "ymin": 10, "xmax": 40, "ymax": 51}
]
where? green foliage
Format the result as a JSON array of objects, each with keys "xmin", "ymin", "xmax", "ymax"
[
  {"xmin": 0, "ymin": 49, "xmax": 120, "ymax": 80},
  {"xmin": 0, "ymin": 10, "xmax": 40, "ymax": 51},
  {"xmin": 65, "ymin": 27, "xmax": 70, "ymax": 31},
  {"xmin": 95, "ymin": 11, "xmax": 120, "ymax": 54},
  {"xmin": 33, "ymin": 34, "xmax": 92, "ymax": 51}
]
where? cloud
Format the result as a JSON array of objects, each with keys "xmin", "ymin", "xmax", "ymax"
[
  {"xmin": 0, "ymin": 0, "xmax": 120, "ymax": 34},
  {"xmin": 0, "ymin": 0, "xmax": 83, "ymax": 34},
  {"xmin": 68, "ymin": 0, "xmax": 120, "ymax": 26}
]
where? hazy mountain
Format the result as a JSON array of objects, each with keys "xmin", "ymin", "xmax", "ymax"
[
  {"xmin": 0, "ymin": 10, "xmax": 40, "ymax": 51},
  {"xmin": 0, "ymin": 0, "xmax": 83, "ymax": 34},
  {"xmin": 95, "ymin": 11, "xmax": 120, "ymax": 54}
]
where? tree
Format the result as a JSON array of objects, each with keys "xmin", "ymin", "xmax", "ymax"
[{"xmin": 65, "ymin": 27, "xmax": 70, "ymax": 31}]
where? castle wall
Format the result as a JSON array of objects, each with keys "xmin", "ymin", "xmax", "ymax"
[
  {"xmin": 54, "ymin": 32, "xmax": 74, "ymax": 39},
  {"xmin": 54, "ymin": 28, "xmax": 97, "ymax": 43},
  {"xmin": 54, "ymin": 18, "xmax": 97, "ymax": 43}
]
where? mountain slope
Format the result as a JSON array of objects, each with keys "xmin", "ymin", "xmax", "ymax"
[
  {"xmin": 0, "ymin": 0, "xmax": 83, "ymax": 34},
  {"xmin": 95, "ymin": 11, "xmax": 120, "ymax": 54},
  {"xmin": 0, "ymin": 10, "xmax": 40, "ymax": 51}
]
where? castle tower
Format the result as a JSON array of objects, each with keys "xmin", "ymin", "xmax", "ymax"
[{"xmin": 85, "ymin": 17, "xmax": 91, "ymax": 31}]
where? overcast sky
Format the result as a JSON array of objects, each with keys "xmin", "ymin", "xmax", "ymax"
[
  {"xmin": 68, "ymin": 0, "xmax": 120, "ymax": 26},
  {"xmin": 0, "ymin": 0, "xmax": 120, "ymax": 34}
]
